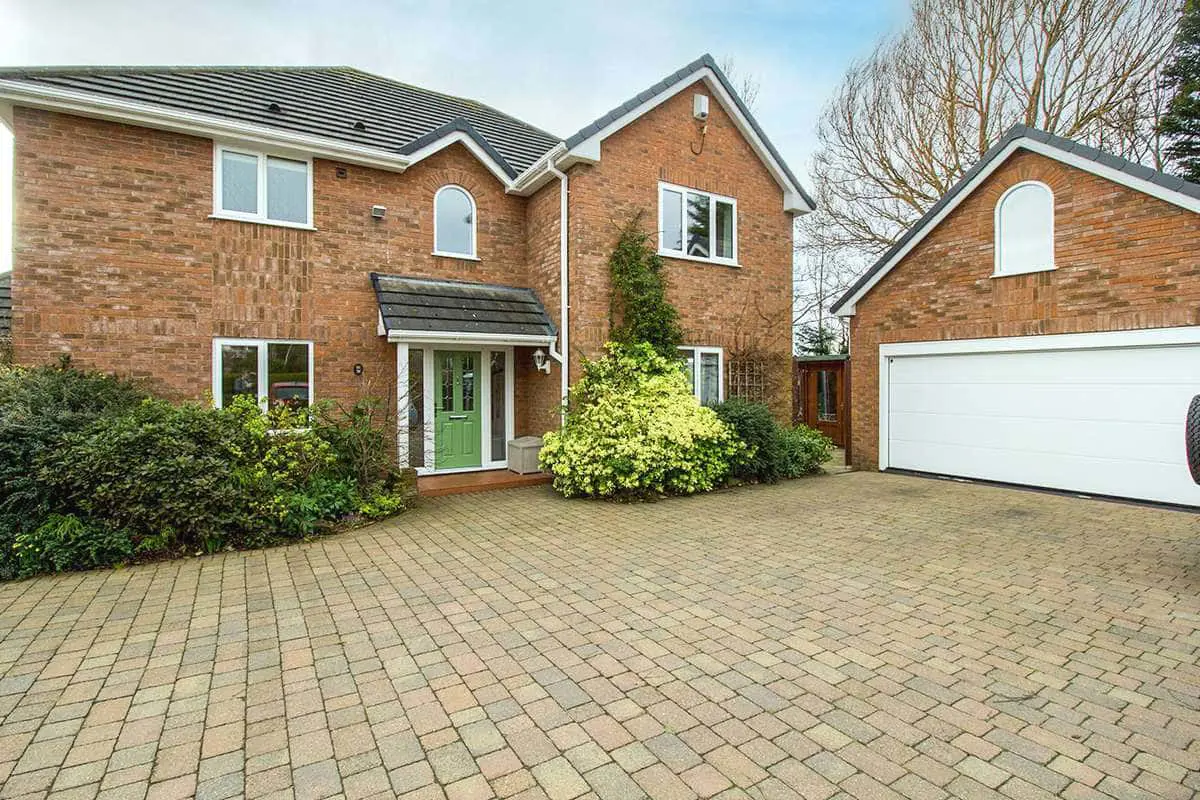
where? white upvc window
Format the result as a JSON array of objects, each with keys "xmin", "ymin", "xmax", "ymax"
[
  {"xmin": 433, "ymin": 184, "xmax": 479, "ymax": 259},
  {"xmin": 212, "ymin": 338, "xmax": 314, "ymax": 410},
  {"xmin": 994, "ymin": 180, "xmax": 1054, "ymax": 277},
  {"xmin": 658, "ymin": 182, "xmax": 737, "ymax": 265},
  {"xmin": 679, "ymin": 346, "xmax": 723, "ymax": 406},
  {"xmin": 213, "ymin": 144, "xmax": 314, "ymax": 229}
]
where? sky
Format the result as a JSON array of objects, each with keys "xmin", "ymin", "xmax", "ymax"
[{"xmin": 0, "ymin": 0, "xmax": 908, "ymax": 273}]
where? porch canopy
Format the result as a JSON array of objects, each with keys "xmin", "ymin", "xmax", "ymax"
[{"xmin": 371, "ymin": 272, "xmax": 557, "ymax": 346}]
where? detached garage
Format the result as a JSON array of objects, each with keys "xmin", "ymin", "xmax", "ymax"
[{"xmin": 833, "ymin": 125, "xmax": 1200, "ymax": 508}]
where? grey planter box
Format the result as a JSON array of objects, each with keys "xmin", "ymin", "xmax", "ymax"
[{"xmin": 507, "ymin": 436, "xmax": 544, "ymax": 474}]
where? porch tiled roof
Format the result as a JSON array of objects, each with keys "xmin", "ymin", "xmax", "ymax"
[{"xmin": 371, "ymin": 273, "xmax": 556, "ymax": 340}]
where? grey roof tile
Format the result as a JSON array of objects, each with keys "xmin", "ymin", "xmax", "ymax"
[
  {"xmin": 396, "ymin": 117, "xmax": 517, "ymax": 178},
  {"xmin": 1, "ymin": 56, "xmax": 811, "ymax": 205},
  {"xmin": 0, "ymin": 65, "xmax": 560, "ymax": 175},
  {"xmin": 831, "ymin": 124, "xmax": 1200, "ymax": 315},
  {"xmin": 371, "ymin": 273, "xmax": 556, "ymax": 339}
]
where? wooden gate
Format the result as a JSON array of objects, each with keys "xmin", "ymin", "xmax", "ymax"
[{"xmin": 793, "ymin": 356, "xmax": 848, "ymax": 448}]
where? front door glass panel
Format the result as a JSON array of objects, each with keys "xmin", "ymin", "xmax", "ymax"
[{"xmin": 490, "ymin": 352, "xmax": 506, "ymax": 461}]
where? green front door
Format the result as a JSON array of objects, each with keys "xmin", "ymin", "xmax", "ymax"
[{"xmin": 434, "ymin": 351, "xmax": 482, "ymax": 469}]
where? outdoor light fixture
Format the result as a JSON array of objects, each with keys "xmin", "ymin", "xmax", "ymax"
[{"xmin": 533, "ymin": 349, "xmax": 551, "ymax": 374}]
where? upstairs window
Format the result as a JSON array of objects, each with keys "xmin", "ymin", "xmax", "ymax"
[
  {"xmin": 995, "ymin": 181, "xmax": 1054, "ymax": 276},
  {"xmin": 659, "ymin": 182, "xmax": 737, "ymax": 265},
  {"xmin": 434, "ymin": 185, "xmax": 477, "ymax": 258},
  {"xmin": 214, "ymin": 145, "xmax": 312, "ymax": 227}
]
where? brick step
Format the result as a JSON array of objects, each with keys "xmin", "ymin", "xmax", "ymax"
[{"xmin": 417, "ymin": 469, "xmax": 553, "ymax": 497}]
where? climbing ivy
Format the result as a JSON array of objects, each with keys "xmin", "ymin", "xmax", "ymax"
[{"xmin": 608, "ymin": 213, "xmax": 684, "ymax": 359}]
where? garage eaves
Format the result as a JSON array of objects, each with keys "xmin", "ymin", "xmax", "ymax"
[{"xmin": 831, "ymin": 124, "xmax": 1200, "ymax": 317}]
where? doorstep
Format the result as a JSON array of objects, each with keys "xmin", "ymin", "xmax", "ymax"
[{"xmin": 417, "ymin": 469, "xmax": 553, "ymax": 497}]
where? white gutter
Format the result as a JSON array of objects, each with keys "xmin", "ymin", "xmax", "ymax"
[
  {"xmin": 546, "ymin": 160, "xmax": 570, "ymax": 410},
  {"xmin": 509, "ymin": 142, "xmax": 566, "ymax": 194},
  {"xmin": 385, "ymin": 331, "xmax": 556, "ymax": 347}
]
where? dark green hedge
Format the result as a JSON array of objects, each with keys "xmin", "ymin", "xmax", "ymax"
[
  {"xmin": 0, "ymin": 364, "xmax": 412, "ymax": 579},
  {"xmin": 712, "ymin": 398, "xmax": 833, "ymax": 483}
]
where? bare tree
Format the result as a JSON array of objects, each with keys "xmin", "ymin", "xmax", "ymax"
[
  {"xmin": 719, "ymin": 56, "xmax": 761, "ymax": 111},
  {"xmin": 793, "ymin": 213, "xmax": 858, "ymax": 353},
  {"xmin": 812, "ymin": 0, "xmax": 1178, "ymax": 255}
]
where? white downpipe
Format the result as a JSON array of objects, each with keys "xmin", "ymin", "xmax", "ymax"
[{"xmin": 546, "ymin": 162, "xmax": 569, "ymax": 410}]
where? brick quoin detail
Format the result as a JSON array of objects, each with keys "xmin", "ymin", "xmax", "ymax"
[{"xmin": 847, "ymin": 150, "xmax": 1200, "ymax": 469}]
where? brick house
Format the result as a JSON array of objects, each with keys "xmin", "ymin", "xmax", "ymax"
[
  {"xmin": 0, "ymin": 55, "xmax": 813, "ymax": 477},
  {"xmin": 832, "ymin": 125, "xmax": 1200, "ymax": 507}
]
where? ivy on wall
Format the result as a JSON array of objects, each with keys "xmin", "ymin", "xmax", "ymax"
[{"xmin": 608, "ymin": 212, "xmax": 684, "ymax": 359}]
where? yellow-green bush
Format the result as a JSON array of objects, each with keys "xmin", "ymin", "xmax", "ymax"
[{"xmin": 540, "ymin": 343, "xmax": 744, "ymax": 498}]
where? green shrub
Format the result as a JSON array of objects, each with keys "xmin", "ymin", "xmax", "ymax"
[
  {"xmin": 39, "ymin": 398, "xmax": 262, "ymax": 555},
  {"xmin": 608, "ymin": 216, "xmax": 684, "ymax": 359},
  {"xmin": 272, "ymin": 476, "xmax": 360, "ymax": 539},
  {"xmin": 313, "ymin": 398, "xmax": 396, "ymax": 488},
  {"xmin": 12, "ymin": 514, "xmax": 135, "ymax": 578},
  {"xmin": 1, "ymin": 365, "xmax": 410, "ymax": 579},
  {"xmin": 0, "ymin": 363, "xmax": 147, "ymax": 579},
  {"xmin": 778, "ymin": 425, "xmax": 834, "ymax": 477},
  {"xmin": 540, "ymin": 343, "xmax": 744, "ymax": 498},
  {"xmin": 357, "ymin": 488, "xmax": 410, "ymax": 520},
  {"xmin": 711, "ymin": 398, "xmax": 786, "ymax": 484},
  {"xmin": 712, "ymin": 399, "xmax": 835, "ymax": 483}
]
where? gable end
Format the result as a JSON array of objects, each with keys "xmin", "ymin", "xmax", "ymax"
[{"xmin": 832, "ymin": 126, "xmax": 1200, "ymax": 317}]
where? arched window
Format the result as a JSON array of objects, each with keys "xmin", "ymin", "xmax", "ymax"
[
  {"xmin": 434, "ymin": 185, "xmax": 476, "ymax": 258},
  {"xmin": 995, "ymin": 181, "xmax": 1054, "ymax": 276}
]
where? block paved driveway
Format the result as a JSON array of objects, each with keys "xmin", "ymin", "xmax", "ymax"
[{"xmin": 1, "ymin": 472, "xmax": 1199, "ymax": 800}]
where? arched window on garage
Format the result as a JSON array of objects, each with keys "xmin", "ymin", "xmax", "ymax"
[
  {"xmin": 434, "ymin": 185, "xmax": 477, "ymax": 258},
  {"xmin": 994, "ymin": 181, "xmax": 1054, "ymax": 276}
]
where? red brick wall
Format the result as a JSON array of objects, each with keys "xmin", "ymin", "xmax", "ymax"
[
  {"xmin": 11, "ymin": 88, "xmax": 797, "ymax": 435},
  {"xmin": 11, "ymin": 107, "xmax": 560, "ymax": 436},
  {"xmin": 520, "ymin": 180, "xmax": 565, "ymax": 433},
  {"xmin": 565, "ymin": 79, "xmax": 795, "ymax": 418},
  {"xmin": 848, "ymin": 149, "xmax": 1200, "ymax": 469}
]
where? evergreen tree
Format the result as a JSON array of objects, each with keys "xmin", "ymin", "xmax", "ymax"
[
  {"xmin": 1160, "ymin": 1, "xmax": 1200, "ymax": 182},
  {"xmin": 796, "ymin": 324, "xmax": 845, "ymax": 356},
  {"xmin": 608, "ymin": 215, "xmax": 684, "ymax": 359}
]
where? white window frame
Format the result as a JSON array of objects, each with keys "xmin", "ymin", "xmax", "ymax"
[
  {"xmin": 396, "ymin": 344, "xmax": 514, "ymax": 474},
  {"xmin": 678, "ymin": 345, "xmax": 724, "ymax": 404},
  {"xmin": 994, "ymin": 180, "xmax": 1055, "ymax": 278},
  {"xmin": 212, "ymin": 144, "xmax": 315, "ymax": 230},
  {"xmin": 658, "ymin": 181, "xmax": 738, "ymax": 266},
  {"xmin": 211, "ymin": 338, "xmax": 315, "ymax": 410},
  {"xmin": 432, "ymin": 184, "xmax": 480, "ymax": 260}
]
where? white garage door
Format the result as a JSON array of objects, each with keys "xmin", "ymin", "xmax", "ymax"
[{"xmin": 882, "ymin": 330, "xmax": 1200, "ymax": 507}]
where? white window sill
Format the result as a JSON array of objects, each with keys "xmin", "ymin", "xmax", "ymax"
[
  {"xmin": 658, "ymin": 250, "xmax": 740, "ymax": 268},
  {"xmin": 991, "ymin": 265, "xmax": 1056, "ymax": 278},
  {"xmin": 432, "ymin": 251, "xmax": 481, "ymax": 261},
  {"xmin": 209, "ymin": 213, "xmax": 316, "ymax": 231}
]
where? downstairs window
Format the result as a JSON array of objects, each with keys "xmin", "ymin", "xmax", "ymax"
[
  {"xmin": 679, "ymin": 346, "xmax": 723, "ymax": 406},
  {"xmin": 213, "ymin": 339, "xmax": 313, "ymax": 410}
]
